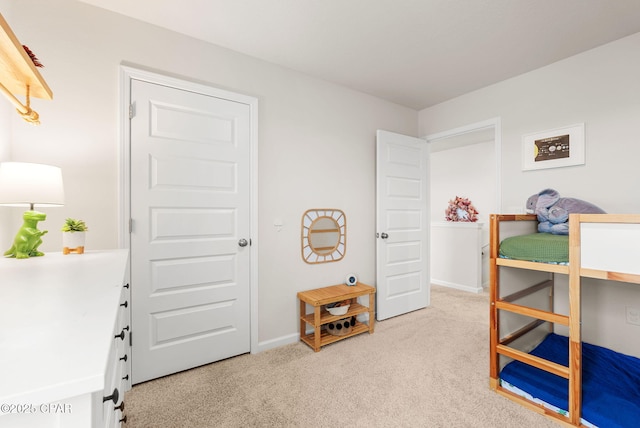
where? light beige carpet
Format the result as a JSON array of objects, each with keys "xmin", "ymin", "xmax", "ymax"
[{"xmin": 124, "ymin": 285, "xmax": 556, "ymax": 427}]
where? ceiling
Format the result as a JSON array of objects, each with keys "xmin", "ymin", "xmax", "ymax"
[{"xmin": 77, "ymin": 0, "xmax": 640, "ymax": 110}]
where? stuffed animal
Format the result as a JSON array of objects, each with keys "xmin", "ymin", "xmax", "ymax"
[{"xmin": 526, "ymin": 188, "xmax": 605, "ymax": 235}]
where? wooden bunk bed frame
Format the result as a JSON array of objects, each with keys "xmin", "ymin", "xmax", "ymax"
[{"xmin": 489, "ymin": 213, "xmax": 640, "ymax": 427}]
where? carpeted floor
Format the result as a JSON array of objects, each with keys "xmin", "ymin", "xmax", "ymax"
[{"xmin": 124, "ymin": 285, "xmax": 556, "ymax": 427}]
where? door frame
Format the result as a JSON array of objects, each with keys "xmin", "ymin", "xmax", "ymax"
[
  {"xmin": 118, "ymin": 65, "xmax": 259, "ymax": 355},
  {"xmin": 423, "ymin": 117, "xmax": 502, "ymax": 213}
]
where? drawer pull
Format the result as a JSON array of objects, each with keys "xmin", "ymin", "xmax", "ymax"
[
  {"xmin": 120, "ymin": 354, "xmax": 128, "ymax": 362},
  {"xmin": 124, "ymin": 283, "xmax": 130, "ymax": 289},
  {"xmin": 115, "ymin": 401, "xmax": 125, "ymax": 412},
  {"xmin": 114, "ymin": 326, "xmax": 130, "ymax": 341},
  {"xmin": 120, "ymin": 415, "xmax": 127, "ymax": 423},
  {"xmin": 120, "ymin": 301, "xmax": 128, "ymax": 308},
  {"xmin": 122, "ymin": 374, "xmax": 129, "ymax": 381},
  {"xmin": 103, "ymin": 388, "xmax": 119, "ymax": 404}
]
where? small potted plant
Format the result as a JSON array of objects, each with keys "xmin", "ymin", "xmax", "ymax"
[{"xmin": 61, "ymin": 218, "xmax": 88, "ymax": 254}]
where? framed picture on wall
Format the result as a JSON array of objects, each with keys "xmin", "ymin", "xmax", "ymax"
[{"xmin": 522, "ymin": 123, "xmax": 585, "ymax": 171}]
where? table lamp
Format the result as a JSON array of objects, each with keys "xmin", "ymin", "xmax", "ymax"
[{"xmin": 0, "ymin": 162, "xmax": 64, "ymax": 258}]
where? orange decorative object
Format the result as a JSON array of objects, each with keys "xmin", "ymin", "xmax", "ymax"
[{"xmin": 63, "ymin": 246, "xmax": 84, "ymax": 255}]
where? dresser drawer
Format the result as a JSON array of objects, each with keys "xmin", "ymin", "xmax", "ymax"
[{"xmin": 100, "ymin": 283, "xmax": 131, "ymax": 428}]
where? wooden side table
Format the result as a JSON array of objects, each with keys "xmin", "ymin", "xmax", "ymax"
[{"xmin": 297, "ymin": 282, "xmax": 375, "ymax": 352}]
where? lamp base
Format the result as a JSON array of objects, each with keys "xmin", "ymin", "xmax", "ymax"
[{"xmin": 3, "ymin": 210, "xmax": 48, "ymax": 259}]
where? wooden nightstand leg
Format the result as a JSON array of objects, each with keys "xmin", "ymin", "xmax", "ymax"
[
  {"xmin": 313, "ymin": 306, "xmax": 321, "ymax": 352},
  {"xmin": 368, "ymin": 292, "xmax": 375, "ymax": 333}
]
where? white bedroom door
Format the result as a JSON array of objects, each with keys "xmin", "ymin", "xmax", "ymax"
[
  {"xmin": 376, "ymin": 130, "xmax": 430, "ymax": 320},
  {"xmin": 129, "ymin": 78, "xmax": 252, "ymax": 384}
]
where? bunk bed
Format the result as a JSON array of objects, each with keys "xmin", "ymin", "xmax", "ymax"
[{"xmin": 489, "ymin": 213, "xmax": 640, "ymax": 427}]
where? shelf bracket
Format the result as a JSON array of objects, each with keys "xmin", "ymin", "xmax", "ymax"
[
  {"xmin": 0, "ymin": 13, "xmax": 52, "ymax": 125},
  {"xmin": 0, "ymin": 82, "xmax": 40, "ymax": 125},
  {"xmin": 0, "ymin": 83, "xmax": 40, "ymax": 125}
]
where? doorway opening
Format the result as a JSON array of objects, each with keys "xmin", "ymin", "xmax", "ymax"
[{"xmin": 425, "ymin": 118, "xmax": 501, "ymax": 293}]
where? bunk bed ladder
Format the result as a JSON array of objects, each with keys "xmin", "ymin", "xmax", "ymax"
[{"xmin": 490, "ymin": 214, "xmax": 582, "ymax": 426}]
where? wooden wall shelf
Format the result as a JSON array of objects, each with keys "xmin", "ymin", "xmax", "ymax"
[{"xmin": 0, "ymin": 12, "xmax": 52, "ymax": 124}]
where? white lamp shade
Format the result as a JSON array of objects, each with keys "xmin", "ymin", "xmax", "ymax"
[{"xmin": 0, "ymin": 162, "xmax": 65, "ymax": 207}]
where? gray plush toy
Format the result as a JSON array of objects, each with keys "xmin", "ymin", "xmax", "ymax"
[{"xmin": 526, "ymin": 188, "xmax": 606, "ymax": 235}]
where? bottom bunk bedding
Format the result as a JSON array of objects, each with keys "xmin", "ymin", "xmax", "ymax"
[{"xmin": 499, "ymin": 333, "xmax": 640, "ymax": 428}]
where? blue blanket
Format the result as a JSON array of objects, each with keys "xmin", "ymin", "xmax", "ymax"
[{"xmin": 500, "ymin": 333, "xmax": 640, "ymax": 428}]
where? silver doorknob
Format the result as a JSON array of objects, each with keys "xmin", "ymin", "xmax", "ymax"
[
  {"xmin": 238, "ymin": 238, "xmax": 249, "ymax": 247},
  {"xmin": 380, "ymin": 232, "xmax": 389, "ymax": 239}
]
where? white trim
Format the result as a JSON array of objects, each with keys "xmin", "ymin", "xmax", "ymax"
[
  {"xmin": 424, "ymin": 117, "xmax": 502, "ymax": 213},
  {"xmin": 118, "ymin": 65, "xmax": 259, "ymax": 355},
  {"xmin": 431, "ymin": 279, "xmax": 484, "ymax": 294},
  {"xmin": 256, "ymin": 333, "xmax": 300, "ymax": 353}
]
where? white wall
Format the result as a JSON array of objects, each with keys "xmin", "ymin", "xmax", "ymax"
[
  {"xmin": 0, "ymin": 0, "xmax": 12, "ymax": 247},
  {"xmin": 2, "ymin": 0, "xmax": 418, "ymax": 347},
  {"xmin": 419, "ymin": 32, "xmax": 640, "ymax": 357},
  {"xmin": 419, "ymin": 33, "xmax": 640, "ymax": 215},
  {"xmin": 430, "ymin": 140, "xmax": 495, "ymax": 225}
]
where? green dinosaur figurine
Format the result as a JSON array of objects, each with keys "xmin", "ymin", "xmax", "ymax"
[{"xmin": 4, "ymin": 210, "xmax": 48, "ymax": 259}]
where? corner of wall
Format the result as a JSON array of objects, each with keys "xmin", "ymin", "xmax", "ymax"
[
  {"xmin": 0, "ymin": 104, "xmax": 11, "ymax": 247},
  {"xmin": 0, "ymin": 50, "xmax": 12, "ymax": 246}
]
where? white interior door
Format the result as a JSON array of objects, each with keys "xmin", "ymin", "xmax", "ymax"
[
  {"xmin": 376, "ymin": 130, "xmax": 430, "ymax": 320},
  {"xmin": 129, "ymin": 79, "xmax": 251, "ymax": 384}
]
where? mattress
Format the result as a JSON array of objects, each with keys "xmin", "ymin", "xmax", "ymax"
[
  {"xmin": 500, "ymin": 333, "xmax": 640, "ymax": 428},
  {"xmin": 500, "ymin": 380, "xmax": 595, "ymax": 427},
  {"xmin": 499, "ymin": 233, "xmax": 569, "ymax": 263}
]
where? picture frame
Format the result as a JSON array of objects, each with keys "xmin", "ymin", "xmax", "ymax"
[{"xmin": 522, "ymin": 123, "xmax": 585, "ymax": 171}]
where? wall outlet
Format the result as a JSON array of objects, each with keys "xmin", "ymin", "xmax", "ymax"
[{"xmin": 626, "ymin": 306, "xmax": 640, "ymax": 326}]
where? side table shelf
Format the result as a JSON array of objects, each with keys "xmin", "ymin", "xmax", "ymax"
[{"xmin": 297, "ymin": 282, "xmax": 375, "ymax": 352}]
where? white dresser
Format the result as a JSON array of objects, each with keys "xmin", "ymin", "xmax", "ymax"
[{"xmin": 0, "ymin": 250, "xmax": 130, "ymax": 428}]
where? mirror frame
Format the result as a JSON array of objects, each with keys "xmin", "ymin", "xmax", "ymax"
[{"xmin": 301, "ymin": 208, "xmax": 346, "ymax": 264}]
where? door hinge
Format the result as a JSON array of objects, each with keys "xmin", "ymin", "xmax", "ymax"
[
  {"xmin": 129, "ymin": 102, "xmax": 136, "ymax": 119},
  {"xmin": 129, "ymin": 332, "xmax": 132, "ymax": 347},
  {"xmin": 129, "ymin": 218, "xmax": 133, "ymax": 234}
]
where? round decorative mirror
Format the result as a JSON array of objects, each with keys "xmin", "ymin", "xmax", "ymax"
[{"xmin": 301, "ymin": 209, "xmax": 346, "ymax": 264}]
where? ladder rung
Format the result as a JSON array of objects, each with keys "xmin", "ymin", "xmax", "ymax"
[
  {"xmin": 496, "ymin": 301, "xmax": 569, "ymax": 326},
  {"xmin": 497, "ymin": 344, "xmax": 569, "ymax": 378}
]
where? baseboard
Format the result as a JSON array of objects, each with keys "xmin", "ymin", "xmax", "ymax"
[
  {"xmin": 431, "ymin": 279, "xmax": 483, "ymax": 294},
  {"xmin": 255, "ymin": 332, "xmax": 299, "ymax": 353}
]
